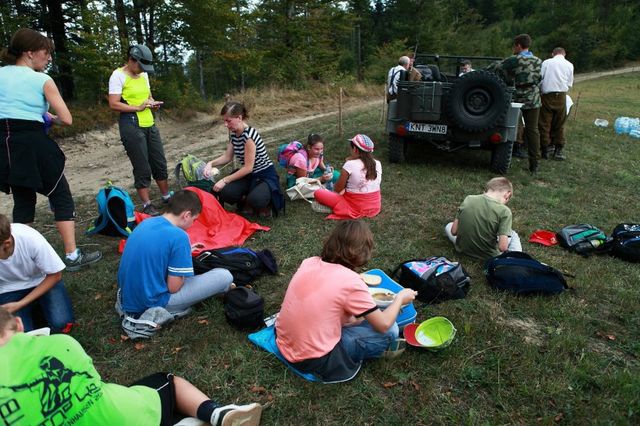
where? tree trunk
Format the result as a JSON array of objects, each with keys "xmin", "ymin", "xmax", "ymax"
[
  {"xmin": 146, "ymin": 2, "xmax": 155, "ymax": 51},
  {"xmin": 113, "ymin": 0, "xmax": 129, "ymax": 55},
  {"xmin": 132, "ymin": 0, "xmax": 144, "ymax": 44},
  {"xmin": 198, "ymin": 51, "xmax": 206, "ymax": 99},
  {"xmin": 76, "ymin": 0, "xmax": 92, "ymax": 35},
  {"xmin": 45, "ymin": 0, "xmax": 75, "ymax": 99}
]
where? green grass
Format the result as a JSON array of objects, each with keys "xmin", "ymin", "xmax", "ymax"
[{"xmin": 29, "ymin": 73, "xmax": 640, "ymax": 424}]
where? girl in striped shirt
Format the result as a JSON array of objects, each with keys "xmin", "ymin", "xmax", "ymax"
[{"xmin": 204, "ymin": 101, "xmax": 283, "ymax": 217}]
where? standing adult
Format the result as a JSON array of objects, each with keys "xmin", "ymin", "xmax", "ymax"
[
  {"xmin": 203, "ymin": 101, "xmax": 284, "ymax": 217},
  {"xmin": 0, "ymin": 28, "xmax": 102, "ymax": 271},
  {"xmin": 538, "ymin": 47, "xmax": 574, "ymax": 160},
  {"xmin": 386, "ymin": 56, "xmax": 410, "ymax": 102},
  {"xmin": 491, "ymin": 34, "xmax": 542, "ymax": 174},
  {"xmin": 108, "ymin": 45, "xmax": 171, "ymax": 216}
]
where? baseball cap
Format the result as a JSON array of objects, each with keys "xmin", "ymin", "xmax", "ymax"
[
  {"xmin": 349, "ymin": 134, "xmax": 375, "ymax": 152},
  {"xmin": 129, "ymin": 45, "xmax": 154, "ymax": 74}
]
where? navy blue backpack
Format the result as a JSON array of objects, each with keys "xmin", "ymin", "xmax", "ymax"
[
  {"xmin": 192, "ymin": 247, "xmax": 278, "ymax": 286},
  {"xmin": 86, "ymin": 183, "xmax": 136, "ymax": 237},
  {"xmin": 484, "ymin": 251, "xmax": 568, "ymax": 295},
  {"xmin": 610, "ymin": 223, "xmax": 640, "ymax": 263}
]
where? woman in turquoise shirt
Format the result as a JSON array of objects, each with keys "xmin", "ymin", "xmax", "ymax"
[{"xmin": 0, "ymin": 28, "xmax": 101, "ymax": 271}]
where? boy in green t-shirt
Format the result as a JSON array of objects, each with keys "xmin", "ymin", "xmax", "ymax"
[
  {"xmin": 444, "ymin": 177, "xmax": 522, "ymax": 260},
  {"xmin": 0, "ymin": 307, "xmax": 262, "ymax": 426}
]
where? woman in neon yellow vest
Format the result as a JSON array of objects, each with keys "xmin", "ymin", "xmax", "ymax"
[{"xmin": 108, "ymin": 45, "xmax": 170, "ymax": 216}]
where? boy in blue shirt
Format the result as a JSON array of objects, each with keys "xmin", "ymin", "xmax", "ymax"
[{"xmin": 118, "ymin": 190, "xmax": 233, "ymax": 316}]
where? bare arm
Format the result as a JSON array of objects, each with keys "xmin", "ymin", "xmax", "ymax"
[
  {"xmin": 451, "ymin": 219, "xmax": 459, "ymax": 236},
  {"xmin": 167, "ymin": 275, "xmax": 185, "ymax": 294},
  {"xmin": 0, "ymin": 271, "xmax": 62, "ymax": 314},
  {"xmin": 333, "ymin": 169, "xmax": 349, "ymax": 193},
  {"xmin": 212, "ymin": 139, "xmax": 255, "ymax": 192},
  {"xmin": 498, "ymin": 235, "xmax": 509, "ymax": 252},
  {"xmin": 363, "ymin": 289, "xmax": 417, "ymax": 333},
  {"xmin": 43, "ymin": 81, "xmax": 72, "ymax": 125}
]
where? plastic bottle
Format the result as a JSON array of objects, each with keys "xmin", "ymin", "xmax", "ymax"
[
  {"xmin": 628, "ymin": 118, "xmax": 640, "ymax": 135},
  {"xmin": 589, "ymin": 239, "xmax": 603, "ymax": 249},
  {"xmin": 594, "ymin": 119, "xmax": 609, "ymax": 128},
  {"xmin": 630, "ymin": 128, "xmax": 640, "ymax": 139},
  {"xmin": 615, "ymin": 117, "xmax": 629, "ymax": 134},
  {"xmin": 324, "ymin": 165, "xmax": 334, "ymax": 191}
]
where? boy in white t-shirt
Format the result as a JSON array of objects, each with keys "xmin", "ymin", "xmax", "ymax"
[{"xmin": 0, "ymin": 214, "xmax": 73, "ymax": 332}]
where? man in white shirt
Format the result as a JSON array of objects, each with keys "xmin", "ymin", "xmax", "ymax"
[
  {"xmin": 386, "ymin": 56, "xmax": 410, "ymax": 102},
  {"xmin": 0, "ymin": 214, "xmax": 73, "ymax": 333},
  {"xmin": 538, "ymin": 47, "xmax": 574, "ymax": 160}
]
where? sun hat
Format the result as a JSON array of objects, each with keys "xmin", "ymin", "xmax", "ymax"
[
  {"xmin": 403, "ymin": 317, "xmax": 456, "ymax": 351},
  {"xmin": 529, "ymin": 229, "xmax": 558, "ymax": 246},
  {"xmin": 349, "ymin": 134, "xmax": 375, "ymax": 152},
  {"xmin": 129, "ymin": 44, "xmax": 155, "ymax": 74}
]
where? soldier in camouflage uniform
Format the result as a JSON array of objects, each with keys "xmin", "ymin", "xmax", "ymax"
[{"xmin": 489, "ymin": 34, "xmax": 542, "ymax": 174}]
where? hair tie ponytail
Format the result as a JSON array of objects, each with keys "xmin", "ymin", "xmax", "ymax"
[{"xmin": 7, "ymin": 46, "xmax": 21, "ymax": 56}]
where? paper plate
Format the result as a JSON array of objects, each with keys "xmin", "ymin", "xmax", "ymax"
[{"xmin": 361, "ymin": 273, "xmax": 382, "ymax": 286}]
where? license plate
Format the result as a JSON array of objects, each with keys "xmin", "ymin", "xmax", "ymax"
[{"xmin": 405, "ymin": 122, "xmax": 447, "ymax": 134}]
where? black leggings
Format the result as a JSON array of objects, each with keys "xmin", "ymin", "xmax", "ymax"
[
  {"xmin": 217, "ymin": 174, "xmax": 271, "ymax": 209},
  {"xmin": 11, "ymin": 177, "xmax": 75, "ymax": 223},
  {"xmin": 131, "ymin": 372, "xmax": 176, "ymax": 426}
]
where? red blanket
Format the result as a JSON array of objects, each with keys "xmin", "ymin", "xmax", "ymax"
[{"xmin": 127, "ymin": 187, "xmax": 269, "ymax": 255}]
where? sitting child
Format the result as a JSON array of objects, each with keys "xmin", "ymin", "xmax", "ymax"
[
  {"xmin": 0, "ymin": 307, "xmax": 262, "ymax": 426},
  {"xmin": 0, "ymin": 214, "xmax": 73, "ymax": 333},
  {"xmin": 118, "ymin": 190, "xmax": 233, "ymax": 318},
  {"xmin": 285, "ymin": 134, "xmax": 339, "ymax": 189},
  {"xmin": 313, "ymin": 134, "xmax": 382, "ymax": 220},
  {"xmin": 445, "ymin": 177, "xmax": 522, "ymax": 260},
  {"xmin": 275, "ymin": 220, "xmax": 416, "ymax": 383}
]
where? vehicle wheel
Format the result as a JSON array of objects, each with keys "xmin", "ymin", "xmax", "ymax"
[
  {"xmin": 447, "ymin": 70, "xmax": 509, "ymax": 132},
  {"xmin": 490, "ymin": 140, "xmax": 513, "ymax": 175},
  {"xmin": 388, "ymin": 133, "xmax": 407, "ymax": 163}
]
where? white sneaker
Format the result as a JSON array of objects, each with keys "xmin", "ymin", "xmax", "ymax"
[
  {"xmin": 311, "ymin": 201, "xmax": 332, "ymax": 214},
  {"xmin": 210, "ymin": 403, "xmax": 262, "ymax": 426}
]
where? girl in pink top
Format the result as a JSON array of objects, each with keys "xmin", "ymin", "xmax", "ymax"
[
  {"xmin": 313, "ymin": 134, "xmax": 382, "ymax": 220},
  {"xmin": 275, "ymin": 221, "xmax": 416, "ymax": 383},
  {"xmin": 285, "ymin": 134, "xmax": 340, "ymax": 189}
]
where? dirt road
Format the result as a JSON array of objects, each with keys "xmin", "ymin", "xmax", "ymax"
[{"xmin": 0, "ymin": 97, "xmax": 381, "ymax": 214}]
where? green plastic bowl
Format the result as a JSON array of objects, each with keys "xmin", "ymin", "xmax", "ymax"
[{"xmin": 414, "ymin": 316, "xmax": 456, "ymax": 351}]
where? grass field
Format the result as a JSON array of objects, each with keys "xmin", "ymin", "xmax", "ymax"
[{"xmin": 25, "ymin": 73, "xmax": 640, "ymax": 424}]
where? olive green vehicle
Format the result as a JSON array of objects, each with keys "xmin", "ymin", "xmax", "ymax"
[{"xmin": 386, "ymin": 54, "xmax": 523, "ymax": 174}]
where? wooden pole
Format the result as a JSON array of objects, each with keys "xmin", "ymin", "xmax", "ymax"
[
  {"xmin": 339, "ymin": 87, "xmax": 343, "ymax": 138},
  {"xmin": 572, "ymin": 91, "xmax": 581, "ymax": 121}
]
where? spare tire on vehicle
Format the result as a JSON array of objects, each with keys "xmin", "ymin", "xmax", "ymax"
[{"xmin": 446, "ymin": 70, "xmax": 509, "ymax": 132}]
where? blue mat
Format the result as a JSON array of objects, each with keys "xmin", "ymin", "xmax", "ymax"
[
  {"xmin": 248, "ymin": 326, "xmax": 320, "ymax": 382},
  {"xmin": 362, "ymin": 268, "xmax": 418, "ymax": 329}
]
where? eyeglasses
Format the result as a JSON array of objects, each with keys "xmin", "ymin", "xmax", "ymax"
[{"xmin": 137, "ymin": 58, "xmax": 153, "ymax": 66}]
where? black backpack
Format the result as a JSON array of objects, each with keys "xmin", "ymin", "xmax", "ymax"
[
  {"xmin": 223, "ymin": 287, "xmax": 265, "ymax": 330},
  {"xmin": 557, "ymin": 224, "xmax": 611, "ymax": 256},
  {"xmin": 390, "ymin": 257, "xmax": 471, "ymax": 304},
  {"xmin": 193, "ymin": 247, "xmax": 278, "ymax": 286},
  {"xmin": 610, "ymin": 223, "xmax": 640, "ymax": 263},
  {"xmin": 484, "ymin": 251, "xmax": 568, "ymax": 295}
]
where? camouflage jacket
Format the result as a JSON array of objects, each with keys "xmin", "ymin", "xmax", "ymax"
[{"xmin": 489, "ymin": 52, "xmax": 542, "ymax": 109}]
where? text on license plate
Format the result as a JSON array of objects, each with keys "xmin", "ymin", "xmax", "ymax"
[{"xmin": 405, "ymin": 122, "xmax": 447, "ymax": 134}]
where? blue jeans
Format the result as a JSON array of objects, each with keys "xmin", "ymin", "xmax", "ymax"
[
  {"xmin": 0, "ymin": 280, "xmax": 74, "ymax": 332},
  {"xmin": 340, "ymin": 320, "xmax": 399, "ymax": 361}
]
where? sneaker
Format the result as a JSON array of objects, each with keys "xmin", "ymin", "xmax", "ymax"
[
  {"xmin": 554, "ymin": 146, "xmax": 566, "ymax": 160},
  {"xmin": 210, "ymin": 403, "xmax": 262, "ymax": 426},
  {"xmin": 142, "ymin": 203, "xmax": 160, "ymax": 216},
  {"xmin": 529, "ymin": 163, "xmax": 539, "ymax": 176},
  {"xmin": 311, "ymin": 200, "xmax": 332, "ymax": 214},
  {"xmin": 162, "ymin": 191, "xmax": 174, "ymax": 204},
  {"xmin": 65, "ymin": 248, "xmax": 102, "ymax": 272},
  {"xmin": 383, "ymin": 339, "xmax": 407, "ymax": 359},
  {"xmin": 541, "ymin": 145, "xmax": 554, "ymax": 159}
]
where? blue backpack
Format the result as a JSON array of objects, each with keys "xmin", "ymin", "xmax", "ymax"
[
  {"xmin": 86, "ymin": 183, "xmax": 136, "ymax": 237},
  {"xmin": 484, "ymin": 251, "xmax": 568, "ymax": 295}
]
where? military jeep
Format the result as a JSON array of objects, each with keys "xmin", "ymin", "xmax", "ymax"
[{"xmin": 386, "ymin": 54, "xmax": 522, "ymax": 174}]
